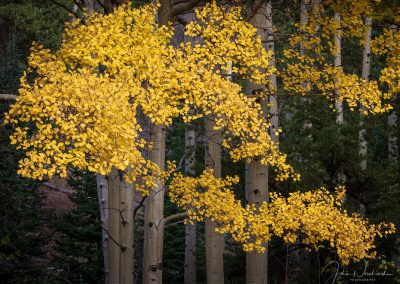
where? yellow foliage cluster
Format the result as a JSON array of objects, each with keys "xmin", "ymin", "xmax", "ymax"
[
  {"xmin": 280, "ymin": 0, "xmax": 393, "ymax": 115},
  {"xmin": 168, "ymin": 167, "xmax": 395, "ymax": 265},
  {"xmin": 5, "ymin": 2, "xmax": 295, "ymax": 184},
  {"xmin": 372, "ymin": 27, "xmax": 400, "ymax": 98}
]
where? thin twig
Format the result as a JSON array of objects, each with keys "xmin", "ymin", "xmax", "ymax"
[
  {"xmin": 134, "ymin": 196, "xmax": 147, "ymax": 217},
  {"xmin": 100, "ymin": 223, "xmax": 124, "ymax": 248}
]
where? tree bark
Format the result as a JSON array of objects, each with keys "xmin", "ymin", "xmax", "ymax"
[
  {"xmin": 179, "ymin": 9, "xmax": 198, "ymax": 284},
  {"xmin": 359, "ymin": 17, "xmax": 372, "ymax": 172},
  {"xmin": 184, "ymin": 120, "xmax": 197, "ymax": 284},
  {"xmin": 245, "ymin": 1, "xmax": 276, "ymax": 282},
  {"xmin": 143, "ymin": 125, "xmax": 166, "ymax": 284},
  {"xmin": 119, "ymin": 174, "xmax": 135, "ymax": 284},
  {"xmin": 107, "ymin": 168, "xmax": 121, "ymax": 284},
  {"xmin": 87, "ymin": 1, "xmax": 136, "ymax": 282},
  {"xmin": 205, "ymin": 115, "xmax": 224, "ymax": 284},
  {"xmin": 334, "ymin": 13, "xmax": 343, "ymax": 125},
  {"xmin": 143, "ymin": 2, "xmax": 203, "ymax": 283},
  {"xmin": 0, "ymin": 94, "xmax": 17, "ymax": 100},
  {"xmin": 333, "ymin": 12, "xmax": 347, "ymax": 186},
  {"xmin": 96, "ymin": 174, "xmax": 109, "ymax": 283}
]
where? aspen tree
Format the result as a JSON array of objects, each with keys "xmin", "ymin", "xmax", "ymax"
[
  {"xmin": 184, "ymin": 118, "xmax": 197, "ymax": 284},
  {"xmin": 245, "ymin": 0, "xmax": 271, "ymax": 283},
  {"xmin": 182, "ymin": 10, "xmax": 198, "ymax": 284},
  {"xmin": 5, "ymin": 3, "xmax": 396, "ymax": 280},
  {"xmin": 143, "ymin": 1, "xmax": 205, "ymax": 283},
  {"xmin": 358, "ymin": 17, "xmax": 372, "ymax": 217},
  {"xmin": 204, "ymin": 114, "xmax": 225, "ymax": 284},
  {"xmin": 334, "ymin": 13, "xmax": 343, "ymax": 124}
]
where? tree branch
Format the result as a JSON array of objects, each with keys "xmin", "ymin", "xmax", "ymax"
[
  {"xmin": 48, "ymin": 0, "xmax": 81, "ymax": 19},
  {"xmin": 156, "ymin": 212, "xmax": 188, "ymax": 231},
  {"xmin": 133, "ymin": 195, "xmax": 147, "ymax": 218},
  {"xmin": 0, "ymin": 94, "xmax": 17, "ymax": 100},
  {"xmin": 169, "ymin": 0, "xmax": 204, "ymax": 19},
  {"xmin": 163, "ymin": 212, "xmax": 188, "ymax": 225}
]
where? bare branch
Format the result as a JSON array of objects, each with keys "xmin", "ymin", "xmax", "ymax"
[
  {"xmin": 42, "ymin": 182, "xmax": 73, "ymax": 195},
  {"xmin": 162, "ymin": 212, "xmax": 188, "ymax": 224},
  {"xmin": 0, "ymin": 94, "xmax": 17, "ymax": 100},
  {"xmin": 165, "ymin": 220, "xmax": 185, "ymax": 228},
  {"xmin": 100, "ymin": 223, "xmax": 124, "ymax": 249},
  {"xmin": 134, "ymin": 195, "xmax": 147, "ymax": 218}
]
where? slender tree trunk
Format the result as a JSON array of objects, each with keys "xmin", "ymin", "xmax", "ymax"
[
  {"xmin": 143, "ymin": 2, "xmax": 202, "ymax": 282},
  {"xmin": 245, "ymin": 1, "xmax": 277, "ymax": 283},
  {"xmin": 205, "ymin": 114, "xmax": 224, "ymax": 284},
  {"xmin": 184, "ymin": 222, "xmax": 197, "ymax": 284},
  {"xmin": 105, "ymin": 169, "xmax": 135, "ymax": 284},
  {"xmin": 334, "ymin": 13, "xmax": 343, "ymax": 125},
  {"xmin": 333, "ymin": 12, "xmax": 347, "ymax": 188},
  {"xmin": 108, "ymin": 169, "xmax": 122, "ymax": 284},
  {"xmin": 179, "ymin": 9, "xmax": 198, "ymax": 284},
  {"xmin": 142, "ymin": 2, "xmax": 169, "ymax": 283},
  {"xmin": 143, "ymin": 125, "xmax": 166, "ymax": 284},
  {"xmin": 89, "ymin": 2, "xmax": 136, "ymax": 283},
  {"xmin": 358, "ymin": 17, "xmax": 372, "ymax": 217},
  {"xmin": 96, "ymin": 174, "xmax": 109, "ymax": 283},
  {"xmin": 85, "ymin": 0, "xmax": 114, "ymax": 282},
  {"xmin": 184, "ymin": 120, "xmax": 197, "ymax": 284},
  {"xmin": 359, "ymin": 17, "xmax": 372, "ymax": 172},
  {"xmin": 120, "ymin": 174, "xmax": 135, "ymax": 284},
  {"xmin": 245, "ymin": 160, "xmax": 268, "ymax": 284}
]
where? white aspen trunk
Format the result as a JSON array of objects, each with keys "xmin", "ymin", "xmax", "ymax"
[
  {"xmin": 119, "ymin": 175, "xmax": 135, "ymax": 284},
  {"xmin": 184, "ymin": 122, "xmax": 197, "ymax": 284},
  {"xmin": 359, "ymin": 17, "xmax": 372, "ymax": 172},
  {"xmin": 333, "ymin": 13, "xmax": 347, "ymax": 187},
  {"xmin": 245, "ymin": 160, "xmax": 268, "ymax": 284},
  {"xmin": 108, "ymin": 168, "xmax": 121, "ymax": 284},
  {"xmin": 141, "ymin": 3, "xmax": 171, "ymax": 282},
  {"xmin": 184, "ymin": 222, "xmax": 197, "ymax": 284},
  {"xmin": 143, "ymin": 125, "xmax": 166, "ymax": 284},
  {"xmin": 205, "ymin": 115, "xmax": 224, "ymax": 284},
  {"xmin": 105, "ymin": 169, "xmax": 135, "ymax": 284},
  {"xmin": 84, "ymin": 0, "xmax": 113, "ymax": 282},
  {"xmin": 266, "ymin": 4, "xmax": 279, "ymax": 145},
  {"xmin": 245, "ymin": 1, "xmax": 276, "ymax": 283},
  {"xmin": 177, "ymin": 10, "xmax": 198, "ymax": 284},
  {"xmin": 334, "ymin": 13, "xmax": 343, "ymax": 125},
  {"xmin": 358, "ymin": 17, "xmax": 372, "ymax": 217},
  {"xmin": 96, "ymin": 174, "xmax": 109, "ymax": 283}
]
